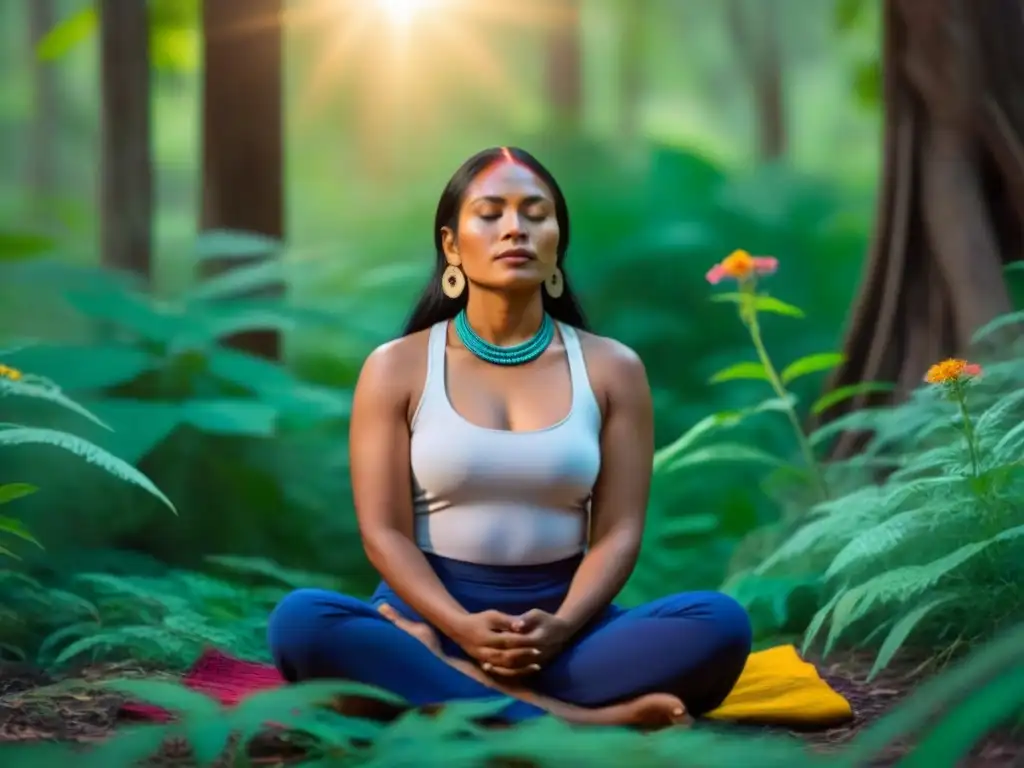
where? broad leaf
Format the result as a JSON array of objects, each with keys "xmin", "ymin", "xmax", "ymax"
[
  {"xmin": 3, "ymin": 344, "xmax": 156, "ymax": 392},
  {"xmin": 711, "ymin": 292, "xmax": 805, "ymax": 318},
  {"xmin": 781, "ymin": 352, "xmax": 844, "ymax": 385},
  {"xmin": 181, "ymin": 400, "xmax": 278, "ymax": 437},
  {"xmin": 0, "ymin": 233, "xmax": 54, "ymax": 261},
  {"xmin": 664, "ymin": 443, "xmax": 785, "ymax": 472},
  {"xmin": 195, "ymin": 229, "xmax": 281, "ymax": 262},
  {"xmin": 709, "ymin": 361, "xmax": 769, "ymax": 384},
  {"xmin": 0, "ymin": 484, "xmax": 38, "ymax": 504},
  {"xmin": 36, "ymin": 6, "xmax": 97, "ymax": 61},
  {"xmin": 0, "ymin": 516, "xmax": 43, "ymax": 550},
  {"xmin": 810, "ymin": 381, "xmax": 894, "ymax": 416}
]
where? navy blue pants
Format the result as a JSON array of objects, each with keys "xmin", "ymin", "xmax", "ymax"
[{"xmin": 267, "ymin": 553, "xmax": 752, "ymax": 722}]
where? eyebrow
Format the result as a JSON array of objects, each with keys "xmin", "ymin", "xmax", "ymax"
[{"xmin": 471, "ymin": 195, "xmax": 549, "ymax": 205}]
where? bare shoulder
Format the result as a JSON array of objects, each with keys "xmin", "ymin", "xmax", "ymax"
[
  {"xmin": 575, "ymin": 330, "xmax": 650, "ymax": 405},
  {"xmin": 355, "ymin": 329, "xmax": 431, "ymax": 409}
]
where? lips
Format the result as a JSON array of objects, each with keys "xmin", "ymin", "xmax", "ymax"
[{"xmin": 495, "ymin": 248, "xmax": 536, "ymax": 261}]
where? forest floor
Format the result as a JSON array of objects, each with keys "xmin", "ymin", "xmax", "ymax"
[{"xmin": 0, "ymin": 650, "xmax": 1021, "ymax": 767}]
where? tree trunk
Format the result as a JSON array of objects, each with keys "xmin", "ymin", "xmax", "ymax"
[
  {"xmin": 725, "ymin": 0, "xmax": 787, "ymax": 160},
  {"xmin": 99, "ymin": 0, "xmax": 153, "ymax": 282},
  {"xmin": 27, "ymin": 0, "xmax": 58, "ymax": 227},
  {"xmin": 816, "ymin": 0, "xmax": 1023, "ymax": 457},
  {"xmin": 200, "ymin": 0, "xmax": 284, "ymax": 361},
  {"xmin": 546, "ymin": 0, "xmax": 583, "ymax": 133},
  {"xmin": 618, "ymin": 0, "xmax": 646, "ymax": 140}
]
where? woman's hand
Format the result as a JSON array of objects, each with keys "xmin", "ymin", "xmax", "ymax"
[
  {"xmin": 509, "ymin": 609, "xmax": 573, "ymax": 663},
  {"xmin": 451, "ymin": 610, "xmax": 543, "ymax": 677}
]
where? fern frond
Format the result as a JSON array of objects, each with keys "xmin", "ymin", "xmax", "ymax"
[
  {"xmin": 0, "ymin": 376, "xmax": 111, "ymax": 430},
  {"xmin": 0, "ymin": 427, "xmax": 175, "ymax": 512},
  {"xmin": 823, "ymin": 505, "xmax": 976, "ymax": 580},
  {"xmin": 823, "ymin": 524, "xmax": 1024, "ymax": 650}
]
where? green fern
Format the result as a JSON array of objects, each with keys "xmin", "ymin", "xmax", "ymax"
[
  {"xmin": 0, "ymin": 375, "xmax": 112, "ymax": 430},
  {"xmin": 0, "ymin": 426, "xmax": 176, "ymax": 513},
  {"xmin": 748, "ymin": 340, "xmax": 1024, "ymax": 675}
]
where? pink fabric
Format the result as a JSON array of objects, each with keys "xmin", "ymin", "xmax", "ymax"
[{"xmin": 120, "ymin": 648, "xmax": 286, "ymax": 722}]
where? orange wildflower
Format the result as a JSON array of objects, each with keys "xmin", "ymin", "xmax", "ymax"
[
  {"xmin": 924, "ymin": 358, "xmax": 982, "ymax": 385},
  {"xmin": 706, "ymin": 250, "xmax": 779, "ymax": 285},
  {"xmin": 0, "ymin": 364, "xmax": 22, "ymax": 381}
]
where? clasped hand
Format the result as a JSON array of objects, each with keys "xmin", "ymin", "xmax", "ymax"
[{"xmin": 453, "ymin": 609, "xmax": 571, "ymax": 678}]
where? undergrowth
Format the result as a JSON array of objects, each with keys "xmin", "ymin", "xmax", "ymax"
[
  {"xmin": 0, "ymin": 555, "xmax": 343, "ymax": 669},
  {"xmin": 654, "ymin": 257, "xmax": 1024, "ymax": 682},
  {"xmin": 0, "ymin": 620, "xmax": 1021, "ymax": 766}
]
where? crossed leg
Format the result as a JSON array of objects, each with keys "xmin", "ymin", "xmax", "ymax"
[
  {"xmin": 267, "ymin": 588, "xmax": 751, "ymax": 724},
  {"xmin": 530, "ymin": 591, "xmax": 753, "ymax": 716},
  {"xmin": 266, "ymin": 589, "xmax": 541, "ymax": 718}
]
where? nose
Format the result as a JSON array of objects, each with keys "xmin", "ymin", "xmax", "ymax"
[{"xmin": 500, "ymin": 210, "xmax": 527, "ymax": 241}]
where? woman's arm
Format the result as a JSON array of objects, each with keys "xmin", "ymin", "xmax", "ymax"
[
  {"xmin": 349, "ymin": 342, "xmax": 471, "ymax": 635},
  {"xmin": 553, "ymin": 343, "xmax": 653, "ymax": 635}
]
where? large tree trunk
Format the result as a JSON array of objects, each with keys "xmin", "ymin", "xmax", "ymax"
[
  {"xmin": 200, "ymin": 0, "xmax": 284, "ymax": 361},
  {"xmin": 99, "ymin": 0, "xmax": 153, "ymax": 281},
  {"xmin": 817, "ymin": 0, "xmax": 1022, "ymax": 457},
  {"xmin": 725, "ymin": 0, "xmax": 787, "ymax": 160},
  {"xmin": 27, "ymin": 0, "xmax": 58, "ymax": 227},
  {"xmin": 546, "ymin": 0, "xmax": 583, "ymax": 133}
]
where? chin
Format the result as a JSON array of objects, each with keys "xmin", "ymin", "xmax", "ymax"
[{"xmin": 484, "ymin": 267, "xmax": 545, "ymax": 292}]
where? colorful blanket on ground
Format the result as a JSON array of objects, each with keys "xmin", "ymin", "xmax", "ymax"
[{"xmin": 121, "ymin": 643, "xmax": 853, "ymax": 728}]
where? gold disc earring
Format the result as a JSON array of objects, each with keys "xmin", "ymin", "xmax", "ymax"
[
  {"xmin": 441, "ymin": 264, "xmax": 466, "ymax": 298},
  {"xmin": 544, "ymin": 266, "xmax": 565, "ymax": 298}
]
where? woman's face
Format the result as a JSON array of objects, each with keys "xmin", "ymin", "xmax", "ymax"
[{"xmin": 442, "ymin": 161, "xmax": 561, "ymax": 292}]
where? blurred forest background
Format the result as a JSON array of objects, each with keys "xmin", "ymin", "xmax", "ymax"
[{"xmin": 2, "ymin": 0, "xmax": 1024, "ymax": 720}]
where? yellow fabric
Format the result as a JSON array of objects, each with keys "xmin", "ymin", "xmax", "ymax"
[{"xmin": 705, "ymin": 644, "xmax": 853, "ymax": 726}]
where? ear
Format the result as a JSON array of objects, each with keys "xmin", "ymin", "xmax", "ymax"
[{"xmin": 441, "ymin": 227, "xmax": 461, "ymax": 267}]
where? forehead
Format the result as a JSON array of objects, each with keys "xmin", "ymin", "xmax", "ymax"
[{"xmin": 465, "ymin": 161, "xmax": 552, "ymax": 201}]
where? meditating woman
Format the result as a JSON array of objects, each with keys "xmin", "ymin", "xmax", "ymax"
[{"xmin": 267, "ymin": 146, "xmax": 753, "ymax": 727}]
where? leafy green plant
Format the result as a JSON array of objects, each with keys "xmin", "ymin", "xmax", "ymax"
[
  {"xmin": 652, "ymin": 249, "xmax": 887, "ymax": 499},
  {"xmin": 0, "ymin": 483, "xmax": 42, "ymax": 559},
  {"xmin": 4, "ymin": 618, "xmax": 1022, "ymax": 767},
  {"xmin": 0, "ymin": 553, "xmax": 346, "ymax": 669},
  {"xmin": 751, "ymin": 328, "xmax": 1024, "ymax": 678},
  {"xmin": 0, "ymin": 356, "xmax": 175, "ymax": 561}
]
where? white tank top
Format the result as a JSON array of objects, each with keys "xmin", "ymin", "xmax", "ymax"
[{"xmin": 409, "ymin": 319, "xmax": 602, "ymax": 565}]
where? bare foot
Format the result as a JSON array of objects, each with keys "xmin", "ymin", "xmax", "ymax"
[
  {"xmin": 588, "ymin": 693, "xmax": 690, "ymax": 729},
  {"xmin": 378, "ymin": 603, "xmax": 444, "ymax": 656}
]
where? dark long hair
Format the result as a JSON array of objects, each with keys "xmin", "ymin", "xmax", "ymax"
[{"xmin": 402, "ymin": 146, "xmax": 590, "ymax": 335}]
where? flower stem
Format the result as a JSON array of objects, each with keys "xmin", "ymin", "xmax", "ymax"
[
  {"xmin": 955, "ymin": 386, "xmax": 980, "ymax": 477},
  {"xmin": 742, "ymin": 290, "xmax": 830, "ymax": 501}
]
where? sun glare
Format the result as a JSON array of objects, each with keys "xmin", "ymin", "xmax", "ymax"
[
  {"xmin": 377, "ymin": 0, "xmax": 432, "ymax": 26},
  {"xmin": 286, "ymin": 0, "xmax": 573, "ymax": 122}
]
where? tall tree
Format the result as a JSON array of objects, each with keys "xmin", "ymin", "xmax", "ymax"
[
  {"xmin": 618, "ymin": 0, "xmax": 646, "ymax": 140},
  {"xmin": 546, "ymin": 0, "xmax": 583, "ymax": 133},
  {"xmin": 819, "ymin": 0, "xmax": 1023, "ymax": 457},
  {"xmin": 725, "ymin": 0, "xmax": 787, "ymax": 160},
  {"xmin": 27, "ymin": 0, "xmax": 59, "ymax": 226},
  {"xmin": 99, "ymin": 0, "xmax": 154, "ymax": 281},
  {"xmin": 200, "ymin": 0, "xmax": 284, "ymax": 361}
]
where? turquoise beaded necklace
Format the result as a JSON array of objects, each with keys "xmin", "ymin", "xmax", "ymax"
[{"xmin": 453, "ymin": 309, "xmax": 554, "ymax": 366}]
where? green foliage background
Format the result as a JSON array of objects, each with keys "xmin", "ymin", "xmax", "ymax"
[{"xmin": 1, "ymin": 0, "xmax": 1022, "ymax": 765}]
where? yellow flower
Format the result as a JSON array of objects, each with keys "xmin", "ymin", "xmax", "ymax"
[
  {"xmin": 0, "ymin": 364, "xmax": 22, "ymax": 381},
  {"xmin": 924, "ymin": 358, "xmax": 982, "ymax": 385}
]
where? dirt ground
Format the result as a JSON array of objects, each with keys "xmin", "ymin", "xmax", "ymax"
[{"xmin": 0, "ymin": 651, "xmax": 1021, "ymax": 767}]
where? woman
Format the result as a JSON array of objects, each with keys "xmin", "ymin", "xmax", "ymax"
[{"xmin": 267, "ymin": 147, "xmax": 752, "ymax": 728}]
